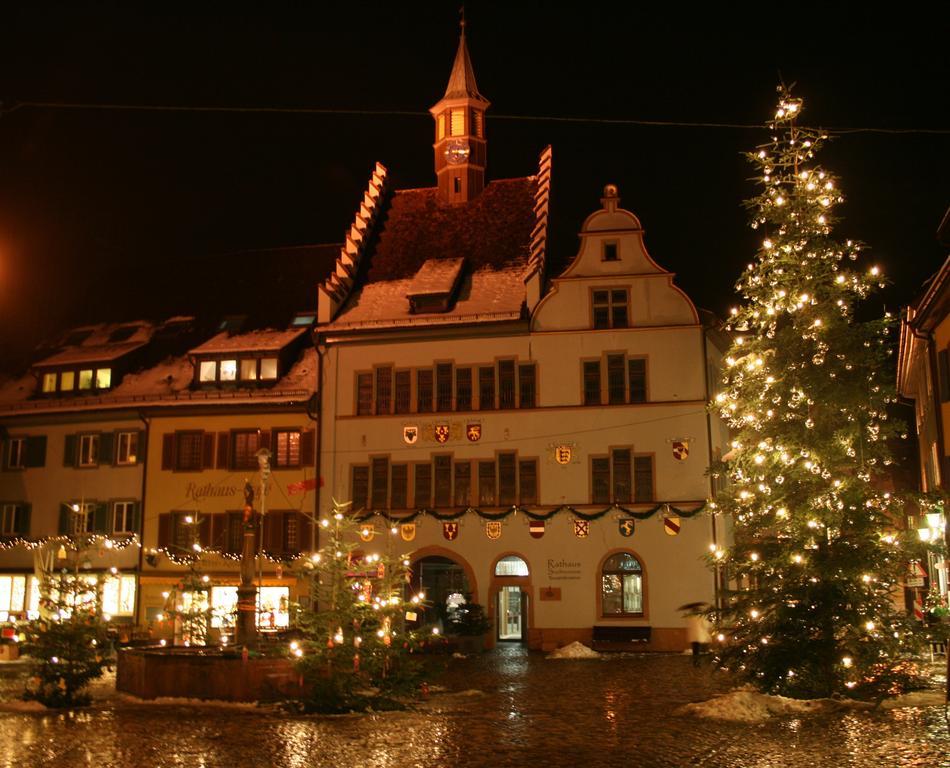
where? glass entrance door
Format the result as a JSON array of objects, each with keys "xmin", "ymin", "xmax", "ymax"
[{"xmin": 497, "ymin": 586, "xmax": 523, "ymax": 641}]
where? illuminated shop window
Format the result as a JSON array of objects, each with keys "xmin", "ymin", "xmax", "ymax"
[{"xmin": 601, "ymin": 552, "xmax": 643, "ymax": 616}]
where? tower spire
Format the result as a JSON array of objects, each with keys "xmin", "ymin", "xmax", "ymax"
[{"xmin": 429, "ymin": 22, "xmax": 490, "ymax": 204}]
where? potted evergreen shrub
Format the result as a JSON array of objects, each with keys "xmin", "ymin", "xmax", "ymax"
[{"xmin": 447, "ymin": 601, "xmax": 491, "ymax": 653}]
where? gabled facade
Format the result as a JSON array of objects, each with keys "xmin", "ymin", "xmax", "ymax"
[{"xmin": 314, "ymin": 32, "xmax": 728, "ymax": 651}]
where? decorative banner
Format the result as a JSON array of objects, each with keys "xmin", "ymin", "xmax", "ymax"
[
  {"xmin": 466, "ymin": 423, "xmax": 482, "ymax": 442},
  {"xmin": 573, "ymin": 519, "xmax": 590, "ymax": 538},
  {"xmin": 287, "ymin": 477, "xmax": 320, "ymax": 495},
  {"xmin": 359, "ymin": 524, "xmax": 374, "ymax": 542},
  {"xmin": 403, "ymin": 426, "xmax": 419, "ymax": 445},
  {"xmin": 619, "ymin": 519, "xmax": 635, "ymax": 538},
  {"xmin": 672, "ymin": 441, "xmax": 690, "ymax": 461},
  {"xmin": 434, "ymin": 424, "xmax": 450, "ymax": 444},
  {"xmin": 529, "ymin": 520, "xmax": 545, "ymax": 539},
  {"xmin": 554, "ymin": 445, "xmax": 573, "ymax": 465},
  {"xmin": 443, "ymin": 522, "xmax": 459, "ymax": 541},
  {"xmin": 400, "ymin": 523, "xmax": 416, "ymax": 542},
  {"xmin": 485, "ymin": 521, "xmax": 502, "ymax": 540},
  {"xmin": 664, "ymin": 516, "xmax": 681, "ymax": 536}
]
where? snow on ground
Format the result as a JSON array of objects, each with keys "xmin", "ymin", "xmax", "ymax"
[
  {"xmin": 880, "ymin": 690, "xmax": 946, "ymax": 709},
  {"xmin": 546, "ymin": 642, "xmax": 601, "ymax": 659},
  {"xmin": 677, "ymin": 690, "xmax": 868, "ymax": 722}
]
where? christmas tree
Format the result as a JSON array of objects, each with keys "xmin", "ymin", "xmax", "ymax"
[
  {"xmin": 293, "ymin": 500, "xmax": 432, "ymax": 712},
  {"xmin": 159, "ymin": 514, "xmax": 214, "ymax": 646},
  {"xmin": 711, "ymin": 86, "xmax": 920, "ymax": 700},
  {"xmin": 22, "ymin": 552, "xmax": 111, "ymax": 707}
]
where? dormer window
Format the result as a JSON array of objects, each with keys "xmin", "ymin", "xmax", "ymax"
[
  {"xmin": 240, "ymin": 359, "xmax": 258, "ymax": 381},
  {"xmin": 61, "ymin": 372, "xmax": 75, "ymax": 391},
  {"xmin": 603, "ymin": 241, "xmax": 619, "ymax": 262},
  {"xmin": 78, "ymin": 370, "xmax": 94, "ymax": 390},
  {"xmin": 42, "ymin": 373, "xmax": 57, "ymax": 393},
  {"xmin": 219, "ymin": 360, "xmax": 237, "ymax": 382},
  {"xmin": 199, "ymin": 361, "xmax": 216, "ymax": 382},
  {"xmin": 196, "ymin": 357, "xmax": 280, "ymax": 386},
  {"xmin": 407, "ymin": 257, "xmax": 466, "ymax": 315},
  {"xmin": 95, "ymin": 369, "xmax": 112, "ymax": 389},
  {"xmin": 260, "ymin": 358, "xmax": 278, "ymax": 380}
]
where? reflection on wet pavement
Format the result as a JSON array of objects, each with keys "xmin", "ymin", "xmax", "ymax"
[{"xmin": 0, "ymin": 646, "xmax": 947, "ymax": 767}]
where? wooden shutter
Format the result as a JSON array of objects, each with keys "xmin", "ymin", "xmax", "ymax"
[
  {"xmin": 216, "ymin": 432, "xmax": 230, "ymax": 469},
  {"xmin": 16, "ymin": 504, "xmax": 31, "ymax": 536},
  {"xmin": 157, "ymin": 513, "xmax": 172, "ymax": 548},
  {"xmin": 198, "ymin": 515, "xmax": 212, "ymax": 546},
  {"xmin": 63, "ymin": 434, "xmax": 78, "ymax": 467},
  {"xmin": 136, "ymin": 430, "xmax": 147, "ymax": 463},
  {"xmin": 25, "ymin": 436, "xmax": 47, "ymax": 468},
  {"xmin": 58, "ymin": 505, "xmax": 71, "ymax": 535},
  {"xmin": 201, "ymin": 432, "xmax": 215, "ymax": 469},
  {"xmin": 259, "ymin": 429, "xmax": 271, "ymax": 451},
  {"xmin": 939, "ymin": 349, "xmax": 950, "ymax": 402},
  {"xmin": 263, "ymin": 513, "xmax": 281, "ymax": 553},
  {"xmin": 161, "ymin": 434, "xmax": 175, "ymax": 470},
  {"xmin": 93, "ymin": 503, "xmax": 109, "ymax": 533},
  {"xmin": 130, "ymin": 502, "xmax": 141, "ymax": 536},
  {"xmin": 351, "ymin": 466, "xmax": 369, "ymax": 511},
  {"xmin": 301, "ymin": 429, "xmax": 315, "ymax": 466},
  {"xmin": 99, "ymin": 432, "xmax": 114, "ymax": 465}
]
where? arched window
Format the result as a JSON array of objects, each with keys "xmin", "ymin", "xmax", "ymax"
[
  {"xmin": 601, "ymin": 552, "xmax": 643, "ymax": 616},
  {"xmin": 494, "ymin": 555, "xmax": 529, "ymax": 577}
]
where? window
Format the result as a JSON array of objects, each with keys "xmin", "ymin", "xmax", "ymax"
[
  {"xmin": 173, "ymin": 512, "xmax": 194, "ymax": 550},
  {"xmin": 274, "ymin": 430, "xmax": 301, "ymax": 468},
  {"xmin": 95, "ymin": 368, "xmax": 112, "ymax": 389},
  {"xmin": 42, "ymin": 373, "xmax": 57, "ymax": 393},
  {"xmin": 591, "ymin": 449, "xmax": 641, "ymax": 504},
  {"xmin": 436, "ymin": 364, "xmax": 453, "ymax": 411},
  {"xmin": 433, "ymin": 456, "xmax": 452, "ymax": 507},
  {"xmin": 220, "ymin": 360, "xmax": 237, "ymax": 382},
  {"xmin": 391, "ymin": 464, "xmax": 408, "ymax": 509},
  {"xmin": 232, "ymin": 431, "xmax": 261, "ymax": 470},
  {"xmin": 519, "ymin": 460, "xmax": 538, "ymax": 506},
  {"xmin": 417, "ymin": 370, "xmax": 433, "ymax": 413},
  {"xmin": 226, "ymin": 512, "xmax": 245, "ymax": 555},
  {"xmin": 456, "ymin": 368, "xmax": 472, "ymax": 411},
  {"xmin": 357, "ymin": 373, "xmax": 373, "ymax": 415},
  {"xmin": 602, "ymin": 552, "xmax": 643, "ymax": 616},
  {"xmin": 629, "ymin": 359, "xmax": 647, "ymax": 403},
  {"xmin": 603, "ymin": 241, "xmax": 619, "ymax": 262},
  {"xmin": 394, "ymin": 371, "xmax": 411, "ymax": 414},
  {"xmin": 437, "ymin": 113, "xmax": 446, "ymax": 141},
  {"xmin": 499, "ymin": 361, "xmax": 516, "ymax": 409},
  {"xmin": 240, "ymin": 359, "xmax": 258, "ymax": 380},
  {"xmin": 70, "ymin": 503, "xmax": 96, "ymax": 534},
  {"xmin": 101, "ymin": 574, "xmax": 136, "ymax": 616},
  {"xmin": 453, "ymin": 176, "xmax": 462, "ymax": 194},
  {"xmin": 473, "ymin": 110, "xmax": 484, "ymax": 138},
  {"xmin": 583, "ymin": 361, "xmax": 601, "ymax": 406},
  {"xmin": 414, "ymin": 464, "xmax": 432, "ymax": 508},
  {"xmin": 478, "ymin": 461, "xmax": 496, "ymax": 506},
  {"xmin": 495, "ymin": 555, "xmax": 529, "ymax": 577},
  {"xmin": 260, "ymin": 358, "xmax": 278, "ymax": 380},
  {"xmin": 6, "ymin": 438, "xmax": 25, "ymax": 469},
  {"xmin": 498, "ymin": 453, "xmax": 517, "ymax": 506},
  {"xmin": 116, "ymin": 431, "xmax": 139, "ymax": 465},
  {"xmin": 113, "ymin": 501, "xmax": 136, "ymax": 534},
  {"xmin": 371, "ymin": 457, "xmax": 389, "ymax": 509},
  {"xmin": 1, "ymin": 504, "xmax": 24, "ymax": 536},
  {"xmin": 454, "ymin": 462, "xmax": 471, "ymax": 506},
  {"xmin": 175, "ymin": 432, "xmax": 204, "ymax": 471},
  {"xmin": 352, "ymin": 466, "xmax": 369, "ymax": 510},
  {"xmin": 0, "ymin": 575, "xmax": 28, "ymax": 617},
  {"xmin": 607, "ymin": 354, "xmax": 626, "ymax": 404},
  {"xmin": 376, "ymin": 367, "xmax": 393, "ymax": 414},
  {"xmin": 478, "ymin": 367, "xmax": 495, "ymax": 410},
  {"xmin": 199, "ymin": 361, "xmax": 217, "ymax": 382},
  {"xmin": 518, "ymin": 364, "xmax": 536, "ymax": 408},
  {"xmin": 78, "ymin": 369, "xmax": 93, "ymax": 390},
  {"xmin": 60, "ymin": 371, "xmax": 75, "ymax": 391},
  {"xmin": 592, "ymin": 289, "xmax": 629, "ymax": 329},
  {"xmin": 78, "ymin": 434, "xmax": 99, "ymax": 467}
]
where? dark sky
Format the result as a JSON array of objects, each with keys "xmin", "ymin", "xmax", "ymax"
[{"xmin": 1, "ymin": 4, "xmax": 947, "ymax": 365}]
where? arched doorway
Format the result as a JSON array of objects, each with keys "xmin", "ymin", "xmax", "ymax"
[
  {"xmin": 491, "ymin": 554, "xmax": 532, "ymax": 643},
  {"xmin": 411, "ymin": 553, "xmax": 474, "ymax": 628}
]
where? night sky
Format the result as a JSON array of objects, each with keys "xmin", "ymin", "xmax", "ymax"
[{"xmin": 1, "ymin": 5, "xmax": 947, "ymax": 366}]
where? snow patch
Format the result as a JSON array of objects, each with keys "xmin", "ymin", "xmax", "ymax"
[
  {"xmin": 0, "ymin": 700, "xmax": 47, "ymax": 713},
  {"xmin": 116, "ymin": 694, "xmax": 260, "ymax": 709},
  {"xmin": 677, "ymin": 690, "xmax": 868, "ymax": 723},
  {"xmin": 546, "ymin": 641, "xmax": 601, "ymax": 659},
  {"xmin": 880, "ymin": 690, "xmax": 946, "ymax": 709}
]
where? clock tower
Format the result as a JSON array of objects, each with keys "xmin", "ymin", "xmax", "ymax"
[{"xmin": 430, "ymin": 22, "xmax": 489, "ymax": 205}]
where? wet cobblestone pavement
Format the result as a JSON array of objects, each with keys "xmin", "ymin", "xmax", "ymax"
[{"xmin": 0, "ymin": 647, "xmax": 948, "ymax": 768}]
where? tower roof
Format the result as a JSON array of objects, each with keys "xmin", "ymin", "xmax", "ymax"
[{"xmin": 441, "ymin": 28, "xmax": 488, "ymax": 103}]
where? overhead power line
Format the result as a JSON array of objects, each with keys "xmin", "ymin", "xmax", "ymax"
[{"xmin": 2, "ymin": 100, "xmax": 948, "ymax": 136}]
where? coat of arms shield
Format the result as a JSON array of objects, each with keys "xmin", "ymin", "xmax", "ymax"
[
  {"xmin": 573, "ymin": 519, "xmax": 590, "ymax": 538},
  {"xmin": 443, "ymin": 522, "xmax": 459, "ymax": 541},
  {"xmin": 466, "ymin": 423, "xmax": 481, "ymax": 442},
  {"xmin": 400, "ymin": 522, "xmax": 416, "ymax": 542},
  {"xmin": 434, "ymin": 424, "xmax": 450, "ymax": 444},
  {"xmin": 403, "ymin": 426, "xmax": 419, "ymax": 445},
  {"xmin": 485, "ymin": 521, "xmax": 502, "ymax": 540}
]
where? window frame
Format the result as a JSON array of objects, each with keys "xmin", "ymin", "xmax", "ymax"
[
  {"xmin": 600, "ymin": 550, "xmax": 645, "ymax": 618},
  {"xmin": 6, "ymin": 438, "xmax": 26, "ymax": 470},
  {"xmin": 78, "ymin": 433, "xmax": 100, "ymax": 468},
  {"xmin": 273, "ymin": 429, "xmax": 302, "ymax": 469},
  {"xmin": 590, "ymin": 286, "xmax": 630, "ymax": 330},
  {"xmin": 174, "ymin": 431, "xmax": 204, "ymax": 472},
  {"xmin": 115, "ymin": 431, "xmax": 139, "ymax": 466},
  {"xmin": 602, "ymin": 240, "xmax": 619, "ymax": 262},
  {"xmin": 230, "ymin": 429, "xmax": 262, "ymax": 471},
  {"xmin": 590, "ymin": 447, "xmax": 651, "ymax": 504},
  {"xmin": 113, "ymin": 500, "xmax": 136, "ymax": 535},
  {"xmin": 1, "ymin": 504, "xmax": 23, "ymax": 536}
]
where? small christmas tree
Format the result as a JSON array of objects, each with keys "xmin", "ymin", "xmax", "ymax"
[
  {"xmin": 22, "ymin": 562, "xmax": 111, "ymax": 708},
  {"xmin": 293, "ymin": 500, "xmax": 431, "ymax": 712},
  {"xmin": 711, "ymin": 86, "xmax": 921, "ymax": 699},
  {"xmin": 160, "ymin": 514, "xmax": 214, "ymax": 645}
]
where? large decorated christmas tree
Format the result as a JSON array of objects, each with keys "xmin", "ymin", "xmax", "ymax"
[
  {"xmin": 711, "ymin": 86, "xmax": 920, "ymax": 699},
  {"xmin": 293, "ymin": 500, "xmax": 432, "ymax": 711}
]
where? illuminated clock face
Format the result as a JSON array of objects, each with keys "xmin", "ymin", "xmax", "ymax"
[{"xmin": 444, "ymin": 139, "xmax": 470, "ymax": 165}]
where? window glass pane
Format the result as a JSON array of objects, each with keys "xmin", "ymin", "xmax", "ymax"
[
  {"xmin": 498, "ymin": 361, "xmax": 516, "ymax": 409},
  {"xmin": 96, "ymin": 368, "xmax": 112, "ymax": 389},
  {"xmin": 519, "ymin": 460, "xmax": 538, "ymax": 506},
  {"xmin": 414, "ymin": 464, "xmax": 432, "ymax": 508},
  {"xmin": 613, "ymin": 449, "xmax": 632, "ymax": 503},
  {"xmin": 11, "ymin": 576, "xmax": 26, "ymax": 612},
  {"xmin": 240, "ymin": 359, "xmax": 258, "ymax": 380},
  {"xmin": 623, "ymin": 574, "xmax": 643, "ymax": 613},
  {"xmin": 603, "ymin": 242, "xmax": 619, "ymax": 261},
  {"xmin": 495, "ymin": 556, "xmax": 529, "ymax": 577},
  {"xmin": 102, "ymin": 577, "xmax": 119, "ymax": 616},
  {"xmin": 478, "ymin": 367, "xmax": 495, "ymax": 410},
  {"xmin": 436, "ymin": 364, "xmax": 453, "ymax": 411},
  {"xmin": 199, "ymin": 361, "xmax": 217, "ymax": 382},
  {"xmin": 276, "ymin": 430, "xmax": 301, "ymax": 467},
  {"xmin": 42, "ymin": 373, "xmax": 57, "ymax": 392},
  {"xmin": 634, "ymin": 456, "xmax": 654, "ymax": 503},
  {"xmin": 498, "ymin": 453, "xmax": 516, "ymax": 506},
  {"xmin": 478, "ymin": 461, "xmax": 495, "ymax": 506},
  {"xmin": 352, "ymin": 466, "xmax": 369, "ymax": 510},
  {"xmin": 592, "ymin": 458, "xmax": 610, "ymax": 504},
  {"xmin": 454, "ymin": 462, "xmax": 471, "ymax": 506},
  {"xmin": 117, "ymin": 431, "xmax": 138, "ymax": 464},
  {"xmin": 434, "ymin": 456, "xmax": 452, "ymax": 507},
  {"xmin": 628, "ymin": 359, "xmax": 647, "ymax": 403},
  {"xmin": 583, "ymin": 361, "xmax": 601, "ymax": 406},
  {"xmin": 357, "ymin": 373, "xmax": 373, "ymax": 415},
  {"xmin": 232, "ymin": 431, "xmax": 261, "ymax": 470},
  {"xmin": 260, "ymin": 358, "xmax": 278, "ymax": 380},
  {"xmin": 78, "ymin": 370, "xmax": 93, "ymax": 389},
  {"xmin": 371, "ymin": 458, "xmax": 389, "ymax": 508},
  {"xmin": 394, "ymin": 371, "xmax": 411, "ymax": 414},
  {"xmin": 417, "ymin": 370, "xmax": 433, "ymax": 413},
  {"xmin": 391, "ymin": 464, "xmax": 408, "ymax": 509},
  {"xmin": 176, "ymin": 432, "xmax": 203, "ymax": 471},
  {"xmin": 376, "ymin": 367, "xmax": 393, "ymax": 414},
  {"xmin": 119, "ymin": 575, "xmax": 136, "ymax": 615},
  {"xmin": 455, "ymin": 368, "xmax": 472, "ymax": 411},
  {"xmin": 220, "ymin": 360, "xmax": 237, "ymax": 381},
  {"xmin": 0, "ymin": 578, "xmax": 11, "ymax": 612},
  {"xmin": 602, "ymin": 574, "xmax": 623, "ymax": 615},
  {"xmin": 607, "ymin": 355, "xmax": 625, "ymax": 404},
  {"xmin": 612, "ymin": 303, "xmax": 628, "ymax": 328},
  {"xmin": 60, "ymin": 371, "xmax": 75, "ymax": 391},
  {"xmin": 518, "ymin": 364, "xmax": 536, "ymax": 408}
]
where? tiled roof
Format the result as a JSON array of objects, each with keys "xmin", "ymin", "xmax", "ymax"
[
  {"xmin": 189, "ymin": 328, "xmax": 308, "ymax": 355},
  {"xmin": 326, "ymin": 176, "xmax": 537, "ymax": 329},
  {"xmin": 441, "ymin": 31, "xmax": 487, "ymax": 103}
]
